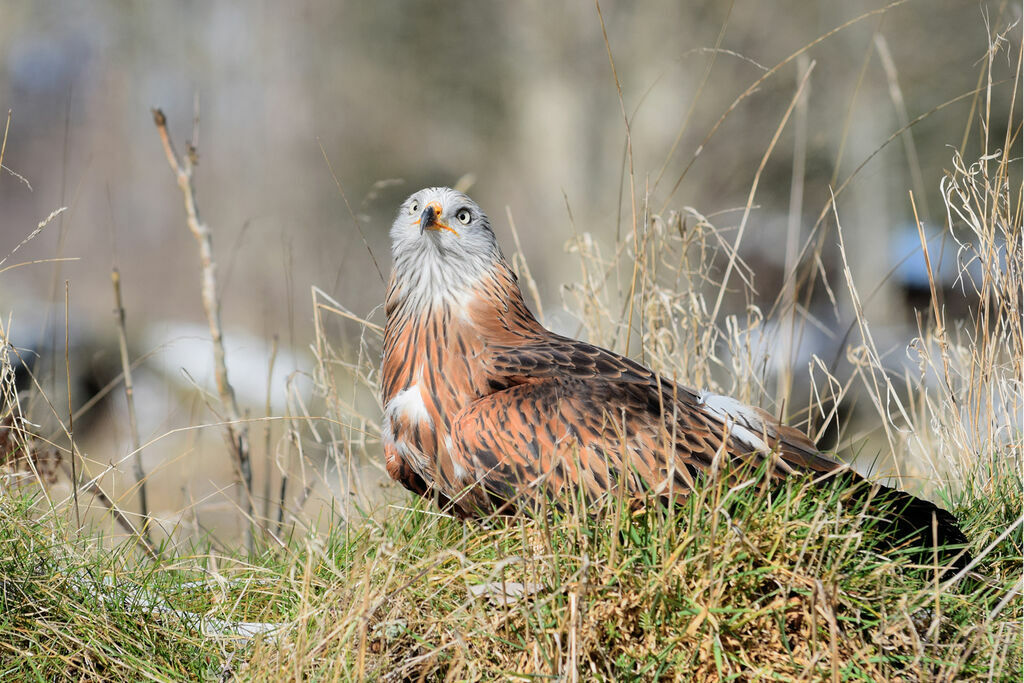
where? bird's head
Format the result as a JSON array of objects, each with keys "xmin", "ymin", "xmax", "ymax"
[
  {"xmin": 390, "ymin": 187, "xmax": 500, "ymax": 264},
  {"xmin": 387, "ymin": 187, "xmax": 535, "ymax": 320}
]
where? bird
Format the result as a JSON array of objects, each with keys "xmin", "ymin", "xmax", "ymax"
[{"xmin": 380, "ymin": 186, "xmax": 970, "ymax": 571}]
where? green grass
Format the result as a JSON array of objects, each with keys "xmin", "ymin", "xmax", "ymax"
[
  {"xmin": 0, "ymin": 496, "xmax": 214, "ymax": 680},
  {"xmin": 1, "ymin": 456, "xmax": 1019, "ymax": 681}
]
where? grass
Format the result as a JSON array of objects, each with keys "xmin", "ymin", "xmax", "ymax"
[
  {"xmin": 0, "ymin": 456, "xmax": 1019, "ymax": 681},
  {"xmin": 1, "ymin": 6, "xmax": 1021, "ymax": 682}
]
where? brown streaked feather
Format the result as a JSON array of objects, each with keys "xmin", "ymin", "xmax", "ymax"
[
  {"xmin": 489, "ymin": 335, "xmax": 841, "ymax": 470},
  {"xmin": 441, "ymin": 379, "xmax": 696, "ymax": 515},
  {"xmin": 439, "ymin": 367, "xmax": 842, "ymax": 516}
]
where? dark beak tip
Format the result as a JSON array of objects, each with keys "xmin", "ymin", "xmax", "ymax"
[{"xmin": 420, "ymin": 206, "xmax": 437, "ymax": 234}]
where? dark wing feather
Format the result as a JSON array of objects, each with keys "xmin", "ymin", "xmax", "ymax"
[
  {"xmin": 488, "ymin": 336, "xmax": 843, "ymax": 475},
  {"xmin": 439, "ymin": 371, "xmax": 844, "ymax": 516},
  {"xmin": 489, "ymin": 336, "xmax": 668, "ymax": 387}
]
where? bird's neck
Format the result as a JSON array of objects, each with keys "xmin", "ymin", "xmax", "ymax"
[
  {"xmin": 386, "ymin": 250, "xmax": 543, "ymax": 338},
  {"xmin": 463, "ymin": 258, "xmax": 546, "ymax": 342},
  {"xmin": 382, "ymin": 255, "xmax": 545, "ymax": 403}
]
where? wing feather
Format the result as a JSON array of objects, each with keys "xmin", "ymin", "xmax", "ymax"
[
  {"xmin": 441, "ymin": 377, "xmax": 783, "ymax": 515},
  {"xmin": 493, "ymin": 337, "xmax": 838, "ymax": 456},
  {"xmin": 436, "ymin": 336, "xmax": 846, "ymax": 515}
]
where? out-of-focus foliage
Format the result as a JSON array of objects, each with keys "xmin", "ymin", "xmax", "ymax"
[{"xmin": 0, "ymin": 1, "xmax": 1013, "ymax": 331}]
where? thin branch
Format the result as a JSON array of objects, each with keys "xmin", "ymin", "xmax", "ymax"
[
  {"xmin": 151, "ymin": 107, "xmax": 253, "ymax": 554},
  {"xmin": 111, "ymin": 267, "xmax": 152, "ymax": 548},
  {"xmin": 64, "ymin": 281, "xmax": 80, "ymax": 530}
]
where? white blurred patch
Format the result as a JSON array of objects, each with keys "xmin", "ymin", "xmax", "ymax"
[{"xmin": 143, "ymin": 322, "xmax": 309, "ymax": 413}]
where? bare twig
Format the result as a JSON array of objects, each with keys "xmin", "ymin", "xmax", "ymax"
[
  {"xmin": 262, "ymin": 334, "xmax": 278, "ymax": 521},
  {"xmin": 151, "ymin": 107, "xmax": 253, "ymax": 554},
  {"xmin": 111, "ymin": 267, "xmax": 152, "ymax": 548},
  {"xmin": 64, "ymin": 281, "xmax": 80, "ymax": 531}
]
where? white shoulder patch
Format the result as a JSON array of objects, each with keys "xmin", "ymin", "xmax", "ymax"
[
  {"xmin": 697, "ymin": 391, "xmax": 771, "ymax": 453},
  {"xmin": 385, "ymin": 384, "xmax": 432, "ymax": 427}
]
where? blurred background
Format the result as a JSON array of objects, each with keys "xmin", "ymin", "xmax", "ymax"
[{"xmin": 0, "ymin": 1, "xmax": 1018, "ymax": 546}]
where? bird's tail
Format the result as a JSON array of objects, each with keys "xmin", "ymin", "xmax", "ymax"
[{"xmin": 842, "ymin": 473, "xmax": 972, "ymax": 575}]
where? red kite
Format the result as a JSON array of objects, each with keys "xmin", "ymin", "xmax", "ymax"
[{"xmin": 381, "ymin": 187, "xmax": 969, "ymax": 570}]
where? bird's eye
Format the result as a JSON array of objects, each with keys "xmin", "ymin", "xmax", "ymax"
[
  {"xmin": 409, "ymin": 200, "xmax": 420, "ymax": 215},
  {"xmin": 456, "ymin": 208, "xmax": 472, "ymax": 225}
]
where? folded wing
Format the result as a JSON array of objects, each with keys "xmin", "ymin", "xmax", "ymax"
[{"xmin": 441, "ymin": 354, "xmax": 844, "ymax": 516}]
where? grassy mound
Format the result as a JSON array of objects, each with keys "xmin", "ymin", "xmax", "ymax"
[{"xmin": 1, "ymin": 458, "xmax": 1019, "ymax": 681}]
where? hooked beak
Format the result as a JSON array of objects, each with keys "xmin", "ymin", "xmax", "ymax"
[{"xmin": 416, "ymin": 201, "xmax": 459, "ymax": 236}]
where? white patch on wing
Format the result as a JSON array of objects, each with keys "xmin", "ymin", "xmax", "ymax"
[
  {"xmin": 697, "ymin": 391, "xmax": 771, "ymax": 453},
  {"xmin": 385, "ymin": 384, "xmax": 432, "ymax": 427}
]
